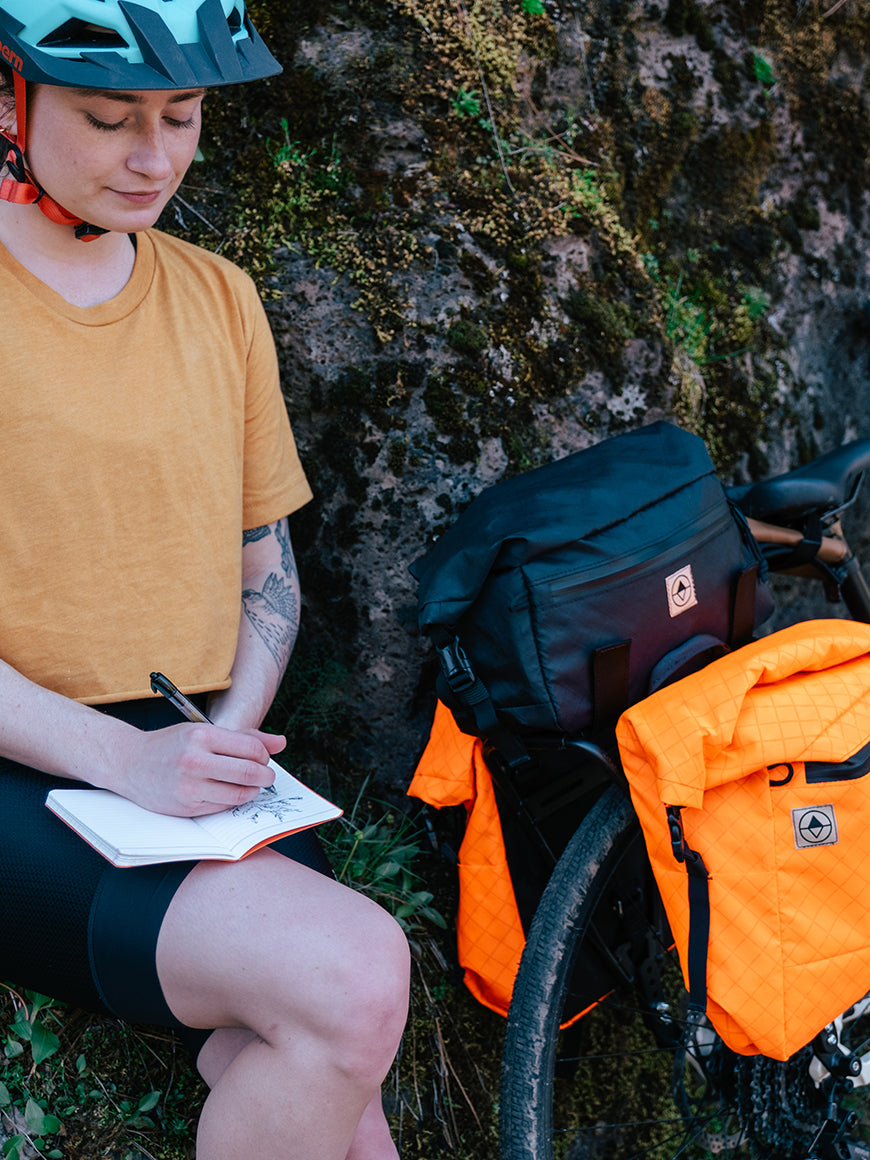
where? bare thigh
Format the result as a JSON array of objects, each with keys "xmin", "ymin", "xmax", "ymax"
[{"xmin": 154, "ymin": 846, "xmax": 409, "ymax": 1044}]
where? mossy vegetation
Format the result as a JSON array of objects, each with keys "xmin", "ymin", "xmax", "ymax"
[{"xmin": 161, "ymin": 0, "xmax": 869, "ymax": 485}]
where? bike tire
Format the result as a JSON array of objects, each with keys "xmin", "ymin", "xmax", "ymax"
[
  {"xmin": 498, "ymin": 785, "xmax": 870, "ymax": 1160},
  {"xmin": 500, "ymin": 784, "xmax": 660, "ymax": 1160}
]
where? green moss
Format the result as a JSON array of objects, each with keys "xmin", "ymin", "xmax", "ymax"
[
  {"xmin": 387, "ymin": 437, "xmax": 409, "ymax": 475},
  {"xmin": 789, "ymin": 192, "xmax": 822, "ymax": 232},
  {"xmin": 565, "ymin": 287, "xmax": 635, "ymax": 363},
  {"xmin": 447, "ymin": 318, "xmax": 490, "ymax": 358},
  {"xmin": 423, "ymin": 373, "xmax": 472, "ymax": 436},
  {"xmin": 268, "ymin": 637, "xmax": 352, "ymax": 741}
]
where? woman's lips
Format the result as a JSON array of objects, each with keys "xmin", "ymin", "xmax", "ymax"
[{"xmin": 112, "ymin": 189, "xmax": 163, "ymax": 205}]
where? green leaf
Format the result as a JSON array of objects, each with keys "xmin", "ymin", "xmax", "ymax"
[
  {"xmin": 0, "ymin": 1082, "xmax": 9, "ymax": 1107},
  {"xmin": 752, "ymin": 52, "xmax": 775, "ymax": 86},
  {"xmin": 137, "ymin": 1090, "xmax": 161, "ymax": 1113},
  {"xmin": 23, "ymin": 992, "xmax": 55, "ymax": 1018},
  {"xmin": 25, "ymin": 1097, "xmax": 56, "ymax": 1135},
  {"xmin": 10, "ymin": 1012, "xmax": 31, "ymax": 1042},
  {"xmin": 4, "ymin": 1037, "xmax": 24, "ymax": 1060},
  {"xmin": 2, "ymin": 1134, "xmax": 25, "ymax": 1160},
  {"xmin": 30, "ymin": 1020, "xmax": 60, "ymax": 1066}
]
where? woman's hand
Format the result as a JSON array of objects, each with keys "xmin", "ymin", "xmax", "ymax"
[{"xmin": 113, "ymin": 722, "xmax": 287, "ymax": 817}]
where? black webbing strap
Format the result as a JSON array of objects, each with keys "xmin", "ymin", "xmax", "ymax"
[
  {"xmin": 592, "ymin": 640, "xmax": 631, "ymax": 725},
  {"xmin": 432, "ymin": 632, "xmax": 530, "ymax": 769},
  {"xmin": 667, "ymin": 806, "xmax": 711, "ymax": 1022},
  {"xmin": 684, "ymin": 847, "xmax": 711, "ymax": 1016},
  {"xmin": 730, "ymin": 562, "xmax": 759, "ymax": 647}
]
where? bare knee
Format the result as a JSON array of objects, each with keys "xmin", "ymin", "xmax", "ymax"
[
  {"xmin": 320, "ymin": 902, "xmax": 410, "ymax": 1085},
  {"xmin": 158, "ymin": 854, "xmax": 410, "ymax": 1086}
]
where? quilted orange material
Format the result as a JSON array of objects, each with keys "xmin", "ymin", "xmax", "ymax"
[
  {"xmin": 617, "ymin": 618, "xmax": 870, "ymax": 1059},
  {"xmin": 408, "ymin": 700, "xmax": 524, "ymax": 1016}
]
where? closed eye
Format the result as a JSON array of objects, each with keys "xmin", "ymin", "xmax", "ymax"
[
  {"xmin": 86, "ymin": 112, "xmax": 124, "ymax": 132},
  {"xmin": 85, "ymin": 112, "xmax": 199, "ymax": 132}
]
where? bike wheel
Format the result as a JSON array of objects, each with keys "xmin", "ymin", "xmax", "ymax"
[{"xmin": 499, "ymin": 786, "xmax": 870, "ymax": 1160}]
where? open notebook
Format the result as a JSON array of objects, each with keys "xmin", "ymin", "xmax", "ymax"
[{"xmin": 46, "ymin": 761, "xmax": 342, "ymax": 867}]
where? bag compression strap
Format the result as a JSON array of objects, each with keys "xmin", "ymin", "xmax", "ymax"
[
  {"xmin": 667, "ymin": 806, "xmax": 711, "ymax": 1022},
  {"xmin": 431, "ymin": 630, "xmax": 531, "ymax": 769}
]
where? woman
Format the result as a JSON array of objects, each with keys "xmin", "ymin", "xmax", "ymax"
[{"xmin": 0, "ymin": 2, "xmax": 410, "ymax": 1158}]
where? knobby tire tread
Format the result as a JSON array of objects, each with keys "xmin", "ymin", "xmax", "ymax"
[{"xmin": 500, "ymin": 785, "xmax": 637, "ymax": 1160}]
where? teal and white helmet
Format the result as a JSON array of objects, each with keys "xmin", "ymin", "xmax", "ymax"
[{"xmin": 0, "ymin": 0, "xmax": 281, "ymax": 89}]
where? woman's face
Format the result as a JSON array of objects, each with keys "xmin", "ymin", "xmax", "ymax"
[{"xmin": 21, "ymin": 84, "xmax": 205, "ymax": 234}]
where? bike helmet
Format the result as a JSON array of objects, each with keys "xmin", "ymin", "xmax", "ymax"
[
  {"xmin": 0, "ymin": 0, "xmax": 281, "ymax": 89},
  {"xmin": 0, "ymin": 0, "xmax": 282, "ymax": 238}
]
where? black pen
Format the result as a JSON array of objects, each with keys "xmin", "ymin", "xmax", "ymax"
[{"xmin": 150, "ymin": 672, "xmax": 213, "ymax": 725}]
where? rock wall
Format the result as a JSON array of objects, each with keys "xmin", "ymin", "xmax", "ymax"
[{"xmin": 171, "ymin": 0, "xmax": 870, "ymax": 792}]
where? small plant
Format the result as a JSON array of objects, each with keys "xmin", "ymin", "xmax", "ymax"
[
  {"xmin": 1, "ymin": 989, "xmax": 64, "ymax": 1160},
  {"xmin": 267, "ymin": 117, "xmax": 316, "ymax": 169},
  {"xmin": 665, "ymin": 270, "xmax": 716, "ymax": 363},
  {"xmin": 0, "ymin": 987, "xmax": 203, "ymax": 1159},
  {"xmin": 752, "ymin": 51, "xmax": 775, "ymax": 87},
  {"xmin": 451, "ymin": 87, "xmax": 482, "ymax": 119},
  {"xmin": 323, "ymin": 785, "xmax": 446, "ymax": 937},
  {"xmin": 521, "ymin": 0, "xmax": 545, "ymax": 13}
]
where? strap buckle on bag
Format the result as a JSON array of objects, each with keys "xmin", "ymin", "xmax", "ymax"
[
  {"xmin": 435, "ymin": 637, "xmax": 476, "ymax": 695},
  {"xmin": 667, "ymin": 806, "xmax": 687, "ymax": 863}
]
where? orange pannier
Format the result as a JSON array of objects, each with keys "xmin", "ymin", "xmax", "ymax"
[
  {"xmin": 617, "ymin": 619, "xmax": 870, "ymax": 1060},
  {"xmin": 408, "ymin": 701, "xmax": 524, "ymax": 1017}
]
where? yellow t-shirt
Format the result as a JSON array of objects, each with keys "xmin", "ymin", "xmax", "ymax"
[{"xmin": 0, "ymin": 229, "xmax": 312, "ymax": 703}]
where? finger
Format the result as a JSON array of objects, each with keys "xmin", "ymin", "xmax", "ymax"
[
  {"xmin": 189, "ymin": 781, "xmax": 265, "ymax": 814},
  {"xmin": 202, "ymin": 755, "xmax": 276, "ymax": 790}
]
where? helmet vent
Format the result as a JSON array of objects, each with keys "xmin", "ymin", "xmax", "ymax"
[
  {"xmin": 39, "ymin": 19, "xmax": 129, "ymax": 51},
  {"xmin": 227, "ymin": 6, "xmax": 243, "ymax": 35}
]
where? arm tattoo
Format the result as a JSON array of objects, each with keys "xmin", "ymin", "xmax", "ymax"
[
  {"xmin": 242, "ymin": 572, "xmax": 299, "ymax": 671},
  {"xmin": 275, "ymin": 517, "xmax": 295, "ymax": 574},
  {"xmin": 243, "ymin": 524, "xmax": 271, "ymax": 546}
]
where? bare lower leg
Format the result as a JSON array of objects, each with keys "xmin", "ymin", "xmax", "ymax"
[
  {"xmin": 196, "ymin": 1031, "xmax": 370, "ymax": 1159},
  {"xmin": 344, "ymin": 1095, "xmax": 399, "ymax": 1160},
  {"xmin": 197, "ymin": 1029, "xmax": 397, "ymax": 1160}
]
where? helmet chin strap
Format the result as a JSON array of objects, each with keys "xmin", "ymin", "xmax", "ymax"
[{"xmin": 0, "ymin": 73, "xmax": 108, "ymax": 241}]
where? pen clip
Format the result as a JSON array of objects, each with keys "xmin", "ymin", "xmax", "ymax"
[{"xmin": 150, "ymin": 671, "xmax": 213, "ymax": 725}]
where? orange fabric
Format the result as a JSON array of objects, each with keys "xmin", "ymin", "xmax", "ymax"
[
  {"xmin": 0, "ymin": 229, "xmax": 311, "ymax": 703},
  {"xmin": 408, "ymin": 701, "xmax": 525, "ymax": 1016},
  {"xmin": 617, "ymin": 619, "xmax": 870, "ymax": 1059}
]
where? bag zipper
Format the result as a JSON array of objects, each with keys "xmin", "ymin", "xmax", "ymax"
[
  {"xmin": 540, "ymin": 503, "xmax": 735, "ymax": 598},
  {"xmin": 803, "ymin": 738, "xmax": 870, "ymax": 783}
]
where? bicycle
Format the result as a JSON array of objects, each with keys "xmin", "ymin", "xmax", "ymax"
[{"xmin": 497, "ymin": 437, "xmax": 870, "ymax": 1160}]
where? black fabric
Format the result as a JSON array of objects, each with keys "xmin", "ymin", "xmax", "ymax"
[
  {"xmin": 412, "ymin": 421, "xmax": 775, "ymax": 740},
  {"xmin": 0, "ymin": 697, "xmax": 333, "ymax": 1042}
]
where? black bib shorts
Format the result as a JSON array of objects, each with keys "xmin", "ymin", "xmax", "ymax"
[{"xmin": 0, "ymin": 696, "xmax": 332, "ymax": 1051}]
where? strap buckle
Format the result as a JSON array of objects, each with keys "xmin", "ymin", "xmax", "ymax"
[
  {"xmin": 435, "ymin": 637, "xmax": 477, "ymax": 695},
  {"xmin": 667, "ymin": 805, "xmax": 687, "ymax": 863}
]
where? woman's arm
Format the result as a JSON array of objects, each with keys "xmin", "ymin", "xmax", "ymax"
[
  {"xmin": 0, "ymin": 657, "xmax": 282, "ymax": 815},
  {"xmin": 206, "ymin": 516, "xmax": 301, "ymax": 732},
  {"xmin": 0, "ymin": 518, "xmax": 299, "ymax": 814}
]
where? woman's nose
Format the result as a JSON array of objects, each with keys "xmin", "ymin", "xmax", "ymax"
[{"xmin": 127, "ymin": 130, "xmax": 174, "ymax": 181}]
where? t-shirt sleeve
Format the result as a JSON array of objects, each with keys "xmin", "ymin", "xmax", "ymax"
[{"xmin": 241, "ymin": 291, "xmax": 313, "ymax": 529}]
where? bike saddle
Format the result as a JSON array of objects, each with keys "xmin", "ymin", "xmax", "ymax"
[{"xmin": 730, "ymin": 438, "xmax": 870, "ymax": 526}]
